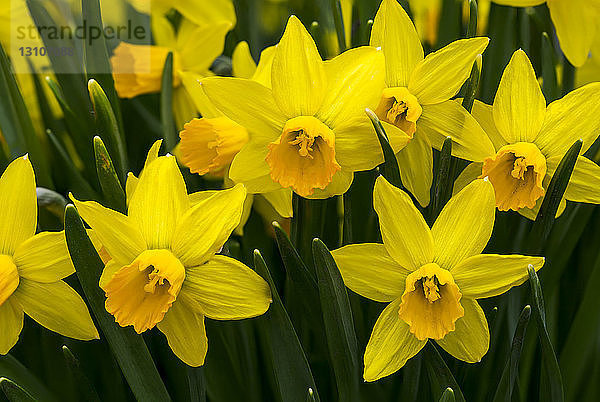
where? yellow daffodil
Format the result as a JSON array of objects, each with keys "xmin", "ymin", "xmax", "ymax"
[
  {"xmin": 371, "ymin": 0, "xmax": 494, "ymax": 206},
  {"xmin": 492, "ymin": 0, "xmax": 600, "ymax": 67},
  {"xmin": 111, "ymin": 16, "xmax": 232, "ymax": 129},
  {"xmin": 577, "ymin": 35, "xmax": 600, "ymax": 88},
  {"xmin": 454, "ymin": 50, "xmax": 600, "ymax": 219},
  {"xmin": 72, "ymin": 154, "xmax": 271, "ymax": 366},
  {"xmin": 332, "ymin": 176, "xmax": 545, "ymax": 381},
  {"xmin": 202, "ymin": 15, "xmax": 411, "ymax": 199},
  {"xmin": 0, "ymin": 156, "xmax": 98, "ymax": 355}
]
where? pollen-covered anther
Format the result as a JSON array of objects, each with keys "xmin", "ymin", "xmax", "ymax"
[
  {"xmin": 104, "ymin": 249, "xmax": 186, "ymax": 333},
  {"xmin": 266, "ymin": 116, "xmax": 341, "ymax": 197},
  {"xmin": 375, "ymin": 87, "xmax": 422, "ymax": 137},
  {"xmin": 398, "ymin": 262, "xmax": 464, "ymax": 341},
  {"xmin": 481, "ymin": 142, "xmax": 547, "ymax": 211},
  {"xmin": 0, "ymin": 255, "xmax": 19, "ymax": 306}
]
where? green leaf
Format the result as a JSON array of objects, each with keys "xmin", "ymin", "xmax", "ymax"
[
  {"xmin": 81, "ymin": 0, "xmax": 124, "ymax": 133},
  {"xmin": 253, "ymin": 250, "xmax": 320, "ymax": 402},
  {"xmin": 64, "ymin": 205, "xmax": 171, "ymax": 401},
  {"xmin": 61, "ymin": 346, "xmax": 101, "ymax": 402},
  {"xmin": 88, "ymin": 80, "xmax": 127, "ymax": 180},
  {"xmin": 0, "ymin": 44, "xmax": 52, "ymax": 187},
  {"xmin": 161, "ymin": 52, "xmax": 177, "ymax": 151},
  {"xmin": 93, "ymin": 136, "xmax": 127, "ymax": 213},
  {"xmin": 559, "ymin": 252, "xmax": 600, "ymax": 401},
  {"xmin": 366, "ymin": 108, "xmax": 402, "ymax": 188},
  {"xmin": 330, "ymin": 0, "xmax": 346, "ymax": 53},
  {"xmin": 429, "ymin": 137, "xmax": 455, "ymax": 224},
  {"xmin": 492, "ymin": 305, "xmax": 531, "ymax": 402},
  {"xmin": 311, "ymin": 239, "xmax": 359, "ymax": 402},
  {"xmin": 541, "ymin": 33, "xmax": 559, "ymax": 102},
  {"xmin": 423, "ymin": 343, "xmax": 465, "ymax": 402},
  {"xmin": 466, "ymin": 0, "xmax": 478, "ymax": 38},
  {"xmin": 527, "ymin": 265, "xmax": 564, "ymax": 402},
  {"xmin": 272, "ymin": 221, "xmax": 320, "ymax": 318},
  {"xmin": 0, "ymin": 355, "xmax": 56, "ymax": 401},
  {"xmin": 461, "ymin": 56, "xmax": 481, "ymax": 113},
  {"xmin": 36, "ymin": 187, "xmax": 68, "ymax": 219},
  {"xmin": 0, "ymin": 378, "xmax": 35, "ymax": 402},
  {"xmin": 528, "ymin": 140, "xmax": 582, "ymax": 253},
  {"xmin": 439, "ymin": 387, "xmax": 455, "ymax": 402},
  {"xmin": 186, "ymin": 367, "xmax": 206, "ymax": 402}
]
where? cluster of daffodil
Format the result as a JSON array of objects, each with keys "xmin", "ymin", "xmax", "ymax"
[{"xmin": 2, "ymin": 0, "xmax": 600, "ymax": 400}]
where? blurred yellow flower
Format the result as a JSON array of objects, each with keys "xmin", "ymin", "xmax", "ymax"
[
  {"xmin": 455, "ymin": 50, "xmax": 600, "ymax": 218},
  {"xmin": 127, "ymin": 0, "xmax": 237, "ymax": 27},
  {"xmin": 0, "ymin": 156, "xmax": 98, "ymax": 355},
  {"xmin": 332, "ymin": 176, "xmax": 544, "ymax": 381},
  {"xmin": 371, "ymin": 0, "xmax": 494, "ymax": 206},
  {"xmin": 202, "ymin": 15, "xmax": 411, "ymax": 199},
  {"xmin": 72, "ymin": 154, "xmax": 271, "ymax": 366},
  {"xmin": 492, "ymin": 0, "xmax": 600, "ymax": 67},
  {"xmin": 111, "ymin": 16, "xmax": 232, "ymax": 129}
]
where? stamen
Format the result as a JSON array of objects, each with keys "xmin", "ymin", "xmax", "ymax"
[
  {"xmin": 386, "ymin": 101, "xmax": 408, "ymax": 124},
  {"xmin": 511, "ymin": 157, "xmax": 528, "ymax": 180},
  {"xmin": 422, "ymin": 276, "xmax": 441, "ymax": 303},
  {"xmin": 288, "ymin": 131, "xmax": 315, "ymax": 159}
]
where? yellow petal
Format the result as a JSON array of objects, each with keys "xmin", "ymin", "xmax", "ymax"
[
  {"xmin": 0, "ymin": 156, "xmax": 36, "ymax": 255},
  {"xmin": 157, "ymin": 300, "xmax": 208, "ymax": 367},
  {"xmin": 319, "ymin": 47, "xmax": 385, "ymax": 129},
  {"xmin": 171, "ymin": 0, "xmax": 236, "ymax": 27},
  {"xmin": 252, "ymin": 46, "xmax": 276, "ymax": 88},
  {"xmin": 493, "ymin": 50, "xmax": 546, "ymax": 143},
  {"xmin": 435, "ymin": 298, "xmax": 489, "ymax": 363},
  {"xmin": 171, "ymin": 185, "xmax": 246, "ymax": 267},
  {"xmin": 99, "ymin": 260, "xmax": 121, "ymax": 290},
  {"xmin": 151, "ymin": 15, "xmax": 176, "ymax": 48},
  {"xmin": 409, "ymin": 37, "xmax": 489, "ymax": 105},
  {"xmin": 363, "ymin": 298, "xmax": 426, "ymax": 382},
  {"xmin": 471, "ymin": 99, "xmax": 507, "ymax": 151},
  {"xmin": 454, "ymin": 254, "xmax": 545, "ymax": 299},
  {"xmin": 432, "ymin": 179, "xmax": 495, "ymax": 270},
  {"xmin": 71, "ymin": 196, "xmax": 146, "ymax": 266},
  {"xmin": 173, "ymin": 87, "xmax": 199, "ymax": 132},
  {"xmin": 307, "ymin": 169, "xmax": 353, "ymax": 199},
  {"xmin": 331, "ymin": 243, "xmax": 410, "ymax": 302},
  {"xmin": 232, "ymin": 41, "xmax": 257, "ymax": 79},
  {"xmin": 453, "ymin": 162, "xmax": 483, "ymax": 195},
  {"xmin": 0, "ymin": 255, "xmax": 19, "ymax": 305},
  {"xmin": 272, "ymin": 16, "xmax": 326, "ymax": 116},
  {"xmin": 180, "ymin": 255, "xmax": 271, "ymax": 320},
  {"xmin": 0, "ymin": 299, "xmax": 23, "ymax": 354},
  {"xmin": 201, "ymin": 77, "xmax": 286, "ymax": 143},
  {"xmin": 370, "ymin": 0, "xmax": 424, "ymax": 87},
  {"xmin": 418, "ymin": 100, "xmax": 496, "ymax": 162},
  {"xmin": 129, "ymin": 156, "xmax": 190, "ymax": 249},
  {"xmin": 228, "ymin": 141, "xmax": 273, "ymax": 187},
  {"xmin": 535, "ymin": 82, "xmax": 600, "ymax": 157},
  {"xmin": 13, "ymin": 279, "xmax": 98, "ymax": 340},
  {"xmin": 396, "ymin": 134, "xmax": 433, "ymax": 207},
  {"xmin": 547, "ymin": 155, "xmax": 600, "ymax": 204},
  {"xmin": 180, "ymin": 72, "xmax": 222, "ymax": 118},
  {"xmin": 262, "ymin": 188, "xmax": 293, "ymax": 218},
  {"xmin": 373, "ymin": 176, "xmax": 434, "ymax": 270},
  {"xmin": 177, "ymin": 20, "xmax": 231, "ymax": 73},
  {"xmin": 547, "ymin": 0, "xmax": 600, "ymax": 67},
  {"xmin": 491, "ymin": 0, "xmax": 545, "ymax": 5},
  {"xmin": 335, "ymin": 117, "xmax": 411, "ymax": 171},
  {"xmin": 13, "ymin": 231, "xmax": 74, "ymax": 283}
]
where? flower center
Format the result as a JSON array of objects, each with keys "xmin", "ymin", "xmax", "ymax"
[
  {"xmin": 180, "ymin": 117, "xmax": 249, "ymax": 175},
  {"xmin": 398, "ymin": 262, "xmax": 464, "ymax": 340},
  {"xmin": 265, "ymin": 116, "xmax": 341, "ymax": 197},
  {"xmin": 375, "ymin": 87, "xmax": 422, "ymax": 137},
  {"xmin": 111, "ymin": 43, "xmax": 182, "ymax": 98},
  {"xmin": 480, "ymin": 142, "xmax": 547, "ymax": 211},
  {"xmin": 104, "ymin": 249, "xmax": 186, "ymax": 333},
  {"xmin": 0, "ymin": 254, "xmax": 19, "ymax": 306}
]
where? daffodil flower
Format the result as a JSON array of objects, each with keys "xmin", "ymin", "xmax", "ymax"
[
  {"xmin": 126, "ymin": 0, "xmax": 236, "ymax": 27},
  {"xmin": 201, "ymin": 15, "xmax": 411, "ymax": 199},
  {"xmin": 492, "ymin": 0, "xmax": 600, "ymax": 67},
  {"xmin": 110, "ymin": 16, "xmax": 232, "ymax": 128},
  {"xmin": 331, "ymin": 176, "xmax": 545, "ymax": 381},
  {"xmin": 370, "ymin": 0, "xmax": 495, "ymax": 206},
  {"xmin": 454, "ymin": 50, "xmax": 600, "ymax": 219},
  {"xmin": 72, "ymin": 155, "xmax": 271, "ymax": 366},
  {"xmin": 0, "ymin": 156, "xmax": 98, "ymax": 355}
]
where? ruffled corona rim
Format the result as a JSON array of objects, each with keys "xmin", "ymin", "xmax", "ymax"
[{"xmin": 375, "ymin": 87, "xmax": 422, "ymax": 137}]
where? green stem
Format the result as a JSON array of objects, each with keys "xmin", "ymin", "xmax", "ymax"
[{"xmin": 561, "ymin": 58, "xmax": 575, "ymax": 96}]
